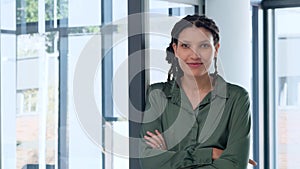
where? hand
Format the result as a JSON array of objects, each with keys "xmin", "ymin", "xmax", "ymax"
[
  {"xmin": 212, "ymin": 148, "xmax": 257, "ymax": 166},
  {"xmin": 248, "ymin": 159, "xmax": 257, "ymax": 166},
  {"xmin": 212, "ymin": 148, "xmax": 223, "ymax": 160},
  {"xmin": 143, "ymin": 130, "xmax": 167, "ymax": 150}
]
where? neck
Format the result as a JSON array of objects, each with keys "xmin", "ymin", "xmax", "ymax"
[{"xmin": 180, "ymin": 73, "xmax": 212, "ymax": 92}]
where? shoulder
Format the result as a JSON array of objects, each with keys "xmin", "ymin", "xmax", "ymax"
[
  {"xmin": 148, "ymin": 82, "xmax": 167, "ymax": 90},
  {"xmin": 147, "ymin": 81, "xmax": 173, "ymax": 94},
  {"xmin": 148, "ymin": 80, "xmax": 173, "ymax": 89},
  {"xmin": 215, "ymin": 75, "xmax": 249, "ymax": 99},
  {"xmin": 146, "ymin": 81, "xmax": 171, "ymax": 100},
  {"xmin": 224, "ymin": 82, "xmax": 251, "ymax": 110},
  {"xmin": 226, "ymin": 83, "xmax": 249, "ymax": 98},
  {"xmin": 223, "ymin": 82, "xmax": 251, "ymax": 123}
]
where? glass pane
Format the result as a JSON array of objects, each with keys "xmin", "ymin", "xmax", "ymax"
[
  {"xmin": 45, "ymin": 0, "xmax": 68, "ymax": 22},
  {"xmin": 67, "ymin": 0, "xmax": 129, "ymax": 168},
  {"xmin": 149, "ymin": 0, "xmax": 194, "ymax": 15},
  {"xmin": 112, "ymin": 12, "xmax": 129, "ymax": 169},
  {"xmin": 112, "ymin": 0, "xmax": 129, "ymax": 167},
  {"xmin": 68, "ymin": 34, "xmax": 102, "ymax": 169},
  {"xmin": 68, "ymin": 0, "xmax": 101, "ymax": 27},
  {"xmin": 148, "ymin": 0, "xmax": 196, "ymax": 84},
  {"xmin": 275, "ymin": 7, "xmax": 300, "ymax": 169},
  {"xmin": 113, "ymin": 0, "xmax": 127, "ymax": 21},
  {"xmin": 0, "ymin": 0, "xmax": 16, "ymax": 30},
  {"xmin": 16, "ymin": 32, "xmax": 59, "ymax": 169}
]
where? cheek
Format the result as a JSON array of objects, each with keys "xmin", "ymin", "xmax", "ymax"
[
  {"xmin": 177, "ymin": 57, "xmax": 185, "ymax": 67},
  {"xmin": 201, "ymin": 48, "xmax": 215, "ymax": 61},
  {"xmin": 176, "ymin": 57, "xmax": 189, "ymax": 71},
  {"xmin": 175, "ymin": 50, "xmax": 185, "ymax": 58},
  {"xmin": 202, "ymin": 53, "xmax": 214, "ymax": 62},
  {"xmin": 175, "ymin": 47, "xmax": 193, "ymax": 58},
  {"xmin": 203, "ymin": 57, "xmax": 214, "ymax": 68}
]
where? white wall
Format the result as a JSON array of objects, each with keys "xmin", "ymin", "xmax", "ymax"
[
  {"xmin": 206, "ymin": 0, "xmax": 252, "ymax": 91},
  {"xmin": 1, "ymin": 34, "xmax": 17, "ymax": 169},
  {"xmin": 1, "ymin": 0, "xmax": 16, "ymax": 168}
]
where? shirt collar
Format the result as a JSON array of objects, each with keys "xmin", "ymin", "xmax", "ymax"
[
  {"xmin": 167, "ymin": 74, "xmax": 229, "ymax": 105},
  {"xmin": 211, "ymin": 75, "xmax": 228, "ymax": 99}
]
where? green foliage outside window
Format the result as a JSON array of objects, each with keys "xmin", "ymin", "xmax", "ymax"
[{"xmin": 16, "ymin": 0, "xmax": 68, "ymax": 24}]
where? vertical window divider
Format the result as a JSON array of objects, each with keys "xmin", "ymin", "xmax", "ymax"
[
  {"xmin": 252, "ymin": 4, "xmax": 260, "ymax": 169},
  {"xmin": 270, "ymin": 9, "xmax": 277, "ymax": 169},
  {"xmin": 101, "ymin": 0, "xmax": 114, "ymax": 168},
  {"xmin": 0, "ymin": 4, "xmax": 2, "ymax": 168},
  {"xmin": 128, "ymin": 0, "xmax": 146, "ymax": 169},
  {"xmin": 58, "ymin": 22, "xmax": 69, "ymax": 169},
  {"xmin": 262, "ymin": 8, "xmax": 271, "ymax": 169}
]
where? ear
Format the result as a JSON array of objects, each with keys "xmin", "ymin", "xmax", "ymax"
[
  {"xmin": 172, "ymin": 43, "xmax": 178, "ymax": 57},
  {"xmin": 214, "ymin": 43, "xmax": 220, "ymax": 58}
]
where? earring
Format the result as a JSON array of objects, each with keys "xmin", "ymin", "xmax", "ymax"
[
  {"xmin": 214, "ymin": 57, "xmax": 218, "ymax": 76},
  {"xmin": 212, "ymin": 57, "xmax": 218, "ymax": 86}
]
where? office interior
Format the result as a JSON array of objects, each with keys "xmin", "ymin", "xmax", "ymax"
[{"xmin": 1, "ymin": 0, "xmax": 300, "ymax": 168}]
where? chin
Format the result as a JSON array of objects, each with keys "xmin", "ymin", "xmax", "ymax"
[
  {"xmin": 184, "ymin": 72, "xmax": 208, "ymax": 78},
  {"xmin": 194, "ymin": 74, "xmax": 207, "ymax": 78},
  {"xmin": 181, "ymin": 67, "xmax": 208, "ymax": 77}
]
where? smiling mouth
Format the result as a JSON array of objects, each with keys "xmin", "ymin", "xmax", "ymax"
[{"xmin": 187, "ymin": 63, "xmax": 203, "ymax": 68}]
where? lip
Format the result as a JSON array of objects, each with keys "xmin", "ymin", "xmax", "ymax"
[{"xmin": 187, "ymin": 62, "xmax": 203, "ymax": 68}]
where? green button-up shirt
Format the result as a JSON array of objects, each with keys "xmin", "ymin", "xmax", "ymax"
[{"xmin": 139, "ymin": 75, "xmax": 251, "ymax": 169}]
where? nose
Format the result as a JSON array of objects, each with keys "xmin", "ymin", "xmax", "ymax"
[{"xmin": 189, "ymin": 48, "xmax": 201, "ymax": 59}]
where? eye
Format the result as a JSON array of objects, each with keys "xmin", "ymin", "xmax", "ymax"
[
  {"xmin": 200, "ymin": 43, "xmax": 211, "ymax": 48},
  {"xmin": 181, "ymin": 43, "xmax": 190, "ymax": 49}
]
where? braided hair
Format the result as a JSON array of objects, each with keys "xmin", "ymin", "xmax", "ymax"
[{"xmin": 166, "ymin": 14, "xmax": 220, "ymax": 84}]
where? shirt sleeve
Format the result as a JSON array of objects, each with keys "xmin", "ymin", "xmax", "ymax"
[
  {"xmin": 139, "ymin": 85, "xmax": 214, "ymax": 169},
  {"xmin": 195, "ymin": 88, "xmax": 251, "ymax": 169}
]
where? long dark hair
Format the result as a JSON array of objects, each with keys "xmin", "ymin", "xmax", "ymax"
[{"xmin": 166, "ymin": 14, "xmax": 220, "ymax": 82}]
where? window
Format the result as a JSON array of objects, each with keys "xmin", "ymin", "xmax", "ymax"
[
  {"xmin": 17, "ymin": 89, "xmax": 39, "ymax": 114},
  {"xmin": 275, "ymin": 7, "xmax": 300, "ymax": 169},
  {"xmin": 1, "ymin": 1, "xmax": 198, "ymax": 169},
  {"xmin": 255, "ymin": 5, "xmax": 300, "ymax": 169}
]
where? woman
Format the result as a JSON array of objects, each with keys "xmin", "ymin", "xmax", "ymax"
[{"xmin": 139, "ymin": 14, "xmax": 253, "ymax": 169}]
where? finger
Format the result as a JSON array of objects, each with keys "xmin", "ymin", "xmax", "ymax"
[
  {"xmin": 248, "ymin": 159, "xmax": 257, "ymax": 166},
  {"xmin": 144, "ymin": 135, "xmax": 157, "ymax": 144},
  {"xmin": 155, "ymin": 130, "xmax": 166, "ymax": 148},
  {"xmin": 144, "ymin": 135, "xmax": 161, "ymax": 149},
  {"xmin": 212, "ymin": 148, "xmax": 223, "ymax": 160},
  {"xmin": 146, "ymin": 131, "xmax": 166, "ymax": 150},
  {"xmin": 145, "ymin": 141, "xmax": 157, "ymax": 149},
  {"xmin": 146, "ymin": 131, "xmax": 162, "ymax": 145}
]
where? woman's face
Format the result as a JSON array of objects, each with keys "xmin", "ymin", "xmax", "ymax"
[{"xmin": 172, "ymin": 26, "xmax": 220, "ymax": 78}]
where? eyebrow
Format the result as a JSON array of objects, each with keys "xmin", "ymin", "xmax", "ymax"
[{"xmin": 178, "ymin": 40, "xmax": 211, "ymax": 44}]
